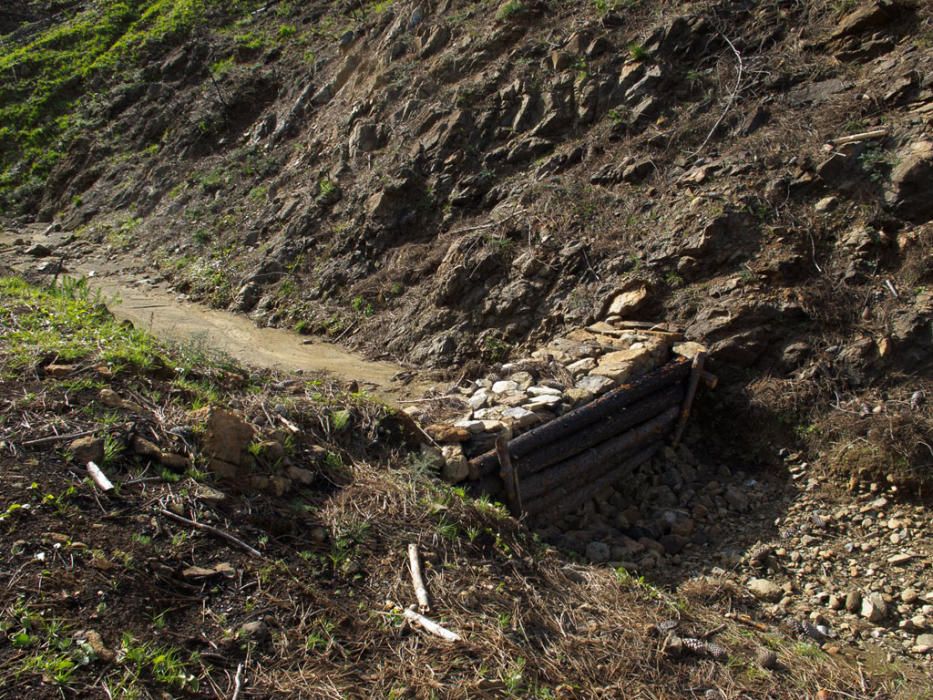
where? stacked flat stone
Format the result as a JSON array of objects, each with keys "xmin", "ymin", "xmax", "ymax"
[{"xmin": 427, "ymin": 321, "xmax": 703, "ymax": 483}]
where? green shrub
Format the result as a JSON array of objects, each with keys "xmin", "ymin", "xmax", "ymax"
[{"xmin": 496, "ymin": 1, "xmax": 523, "ymax": 21}]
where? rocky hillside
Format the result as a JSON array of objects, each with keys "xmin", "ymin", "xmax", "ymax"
[
  {"xmin": 2, "ymin": 0, "xmax": 931, "ymax": 493},
  {"xmin": 1, "ymin": 1, "xmax": 933, "ymax": 694}
]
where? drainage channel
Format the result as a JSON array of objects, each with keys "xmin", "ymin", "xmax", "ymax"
[{"xmin": 464, "ymin": 354, "xmax": 716, "ymax": 522}]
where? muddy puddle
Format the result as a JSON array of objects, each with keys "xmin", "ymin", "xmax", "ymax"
[{"xmin": 1, "ymin": 230, "xmax": 429, "ymax": 402}]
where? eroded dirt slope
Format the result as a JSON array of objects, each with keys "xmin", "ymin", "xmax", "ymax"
[{"xmin": 3, "ymin": 1, "xmax": 930, "ymax": 481}]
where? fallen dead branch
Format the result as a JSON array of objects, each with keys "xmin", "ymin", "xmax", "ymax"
[
  {"xmin": 690, "ymin": 32, "xmax": 744, "ymax": 156},
  {"xmin": 158, "ymin": 508, "xmax": 263, "ymax": 558},
  {"xmin": 86, "ymin": 461, "xmax": 114, "ymax": 492},
  {"xmin": 21, "ymin": 427, "xmax": 98, "ymax": 447},
  {"xmin": 401, "ymin": 606, "xmax": 461, "ymax": 642},
  {"xmin": 231, "ymin": 662, "xmax": 244, "ymax": 700},
  {"xmin": 825, "ymin": 128, "xmax": 888, "ymax": 148},
  {"xmin": 407, "ymin": 544, "xmax": 430, "ymax": 612}
]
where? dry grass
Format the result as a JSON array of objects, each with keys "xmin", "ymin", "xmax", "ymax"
[
  {"xmin": 2, "ymin": 276, "xmax": 921, "ymax": 699},
  {"xmin": 226, "ymin": 457, "xmax": 916, "ymax": 699}
]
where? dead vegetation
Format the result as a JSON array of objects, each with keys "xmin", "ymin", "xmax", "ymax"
[{"xmin": 0, "ymin": 274, "xmax": 925, "ymax": 698}]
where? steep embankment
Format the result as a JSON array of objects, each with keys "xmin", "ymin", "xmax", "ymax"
[
  {"xmin": 2, "ymin": 0, "xmax": 930, "ymax": 490},
  {"xmin": 1, "ymin": 2, "xmax": 933, "ymax": 695}
]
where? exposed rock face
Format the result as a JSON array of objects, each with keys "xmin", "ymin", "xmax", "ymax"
[
  {"xmin": 349, "ymin": 121, "xmax": 387, "ymax": 158},
  {"xmin": 885, "ymin": 140, "xmax": 933, "ymax": 222}
]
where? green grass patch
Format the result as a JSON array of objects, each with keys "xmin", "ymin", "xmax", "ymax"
[
  {"xmin": 0, "ymin": 275, "xmax": 165, "ymax": 376},
  {"xmin": 0, "ymin": 0, "xmax": 260, "ymax": 210}
]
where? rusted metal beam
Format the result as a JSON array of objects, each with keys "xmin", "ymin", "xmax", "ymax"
[
  {"xmin": 496, "ymin": 435, "xmax": 522, "ymax": 516},
  {"xmin": 469, "ymin": 356, "xmax": 691, "ymax": 478},
  {"xmin": 519, "ymin": 406, "xmax": 679, "ymax": 504},
  {"xmin": 514, "ymin": 385, "xmax": 683, "ymax": 478},
  {"xmin": 523, "ymin": 443, "xmax": 662, "ymax": 519},
  {"xmin": 671, "ymin": 352, "xmax": 706, "ymax": 446}
]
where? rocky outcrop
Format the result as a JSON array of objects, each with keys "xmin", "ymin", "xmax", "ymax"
[{"xmin": 885, "ymin": 140, "xmax": 933, "ymax": 222}]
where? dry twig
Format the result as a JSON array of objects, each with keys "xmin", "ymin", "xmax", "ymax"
[
  {"xmin": 407, "ymin": 544, "xmax": 430, "ymax": 612},
  {"xmin": 158, "ymin": 508, "xmax": 263, "ymax": 558},
  {"xmin": 401, "ymin": 607, "xmax": 461, "ymax": 642},
  {"xmin": 21, "ymin": 427, "xmax": 98, "ymax": 447},
  {"xmin": 231, "ymin": 662, "xmax": 244, "ymax": 700},
  {"xmin": 690, "ymin": 33, "xmax": 744, "ymax": 157}
]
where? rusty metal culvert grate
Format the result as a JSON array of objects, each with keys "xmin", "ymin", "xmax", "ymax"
[{"xmin": 465, "ymin": 353, "xmax": 717, "ymax": 520}]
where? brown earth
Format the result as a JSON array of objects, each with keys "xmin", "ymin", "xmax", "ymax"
[
  {"xmin": 3, "ymin": 0, "xmax": 930, "ymax": 488},
  {"xmin": 1, "ymin": 0, "xmax": 933, "ymax": 696}
]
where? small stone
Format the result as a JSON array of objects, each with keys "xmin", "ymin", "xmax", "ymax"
[
  {"xmin": 468, "ymin": 389, "xmax": 490, "ymax": 410},
  {"xmin": 564, "ymin": 387, "xmax": 594, "ymax": 405},
  {"xmin": 527, "ymin": 385, "xmax": 562, "ymax": 396},
  {"xmin": 69, "ymin": 436, "xmax": 103, "ymax": 465},
  {"xmin": 861, "ymin": 593, "xmax": 887, "ymax": 623},
  {"xmin": 724, "ymin": 486, "xmax": 749, "ymax": 512},
  {"xmin": 479, "ymin": 420, "xmax": 510, "ymax": 436},
  {"xmin": 585, "ymin": 541, "xmax": 611, "ymax": 563},
  {"xmin": 508, "ymin": 371, "xmax": 535, "ymax": 389},
  {"xmin": 814, "ymin": 196, "xmax": 837, "ymax": 213},
  {"xmin": 193, "ymin": 484, "xmax": 226, "ymax": 504},
  {"xmin": 525, "ymin": 394, "xmax": 562, "ymax": 409},
  {"xmin": 748, "ymin": 578, "xmax": 783, "ymax": 602},
  {"xmin": 902, "ymin": 589, "xmax": 919, "ymax": 605},
  {"xmin": 756, "ymin": 648, "xmax": 779, "ymax": 670},
  {"xmin": 566, "ymin": 357, "xmax": 597, "ymax": 375},
  {"xmin": 887, "ymin": 552, "xmax": 914, "ymax": 565},
  {"xmin": 441, "ymin": 444, "xmax": 469, "ymax": 483},
  {"xmin": 238, "ymin": 620, "xmax": 268, "ymax": 641},
  {"xmin": 501, "ymin": 406, "xmax": 538, "ymax": 429},
  {"xmin": 575, "ymin": 374, "xmax": 615, "ymax": 394},
  {"xmin": 915, "ymin": 633, "xmax": 933, "ymax": 652},
  {"xmin": 99, "ymin": 388, "xmax": 123, "ymax": 407},
  {"xmin": 672, "ymin": 341, "xmax": 707, "ymax": 360},
  {"xmin": 606, "ymin": 284, "xmax": 649, "ymax": 319},
  {"xmin": 492, "ymin": 380, "xmax": 519, "ymax": 394}
]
